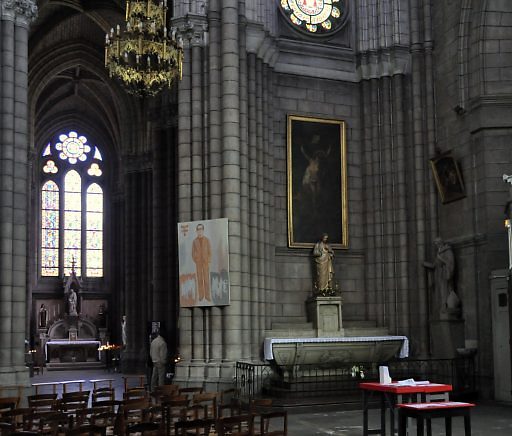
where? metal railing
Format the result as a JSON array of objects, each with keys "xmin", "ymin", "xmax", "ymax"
[{"xmin": 235, "ymin": 357, "xmax": 476, "ymax": 402}]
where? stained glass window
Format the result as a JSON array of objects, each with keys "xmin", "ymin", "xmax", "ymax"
[
  {"xmin": 86, "ymin": 183, "xmax": 103, "ymax": 277},
  {"xmin": 64, "ymin": 170, "xmax": 82, "ymax": 276},
  {"xmin": 41, "ymin": 181, "xmax": 59, "ymax": 276},
  {"xmin": 40, "ymin": 130, "xmax": 105, "ymax": 278},
  {"xmin": 279, "ymin": 0, "xmax": 346, "ymax": 36}
]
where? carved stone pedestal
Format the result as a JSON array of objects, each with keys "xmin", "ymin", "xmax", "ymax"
[
  {"xmin": 307, "ymin": 296, "xmax": 344, "ymax": 337},
  {"xmin": 430, "ymin": 319, "xmax": 465, "ymax": 358}
]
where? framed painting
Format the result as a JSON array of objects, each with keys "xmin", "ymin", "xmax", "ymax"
[
  {"xmin": 430, "ymin": 154, "xmax": 466, "ymax": 204},
  {"xmin": 177, "ymin": 218, "xmax": 230, "ymax": 308},
  {"xmin": 287, "ymin": 115, "xmax": 348, "ymax": 248}
]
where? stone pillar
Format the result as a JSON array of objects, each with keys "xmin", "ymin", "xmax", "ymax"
[
  {"xmin": 220, "ymin": 0, "xmax": 242, "ymax": 372},
  {"xmin": 0, "ymin": 0, "xmax": 37, "ymax": 389}
]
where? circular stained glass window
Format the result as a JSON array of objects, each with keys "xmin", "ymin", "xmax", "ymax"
[
  {"xmin": 55, "ymin": 131, "xmax": 91, "ymax": 164},
  {"xmin": 279, "ymin": 0, "xmax": 347, "ymax": 36}
]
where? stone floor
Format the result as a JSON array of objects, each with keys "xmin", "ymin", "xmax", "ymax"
[{"xmin": 29, "ymin": 369, "xmax": 512, "ymax": 435}]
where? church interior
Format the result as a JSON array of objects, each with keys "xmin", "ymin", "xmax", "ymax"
[{"xmin": 2, "ymin": 0, "xmax": 512, "ymax": 413}]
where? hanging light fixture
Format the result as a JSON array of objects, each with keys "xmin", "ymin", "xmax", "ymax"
[{"xmin": 105, "ymin": 0, "xmax": 183, "ymax": 97}]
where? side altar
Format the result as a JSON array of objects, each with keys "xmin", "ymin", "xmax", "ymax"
[
  {"xmin": 263, "ymin": 235, "xmax": 408, "ymax": 378},
  {"xmin": 36, "ymin": 267, "xmax": 110, "ymax": 370}
]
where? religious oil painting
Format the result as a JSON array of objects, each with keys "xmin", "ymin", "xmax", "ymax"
[
  {"xmin": 177, "ymin": 218, "xmax": 230, "ymax": 308},
  {"xmin": 430, "ymin": 154, "xmax": 466, "ymax": 204},
  {"xmin": 287, "ymin": 115, "xmax": 348, "ymax": 248}
]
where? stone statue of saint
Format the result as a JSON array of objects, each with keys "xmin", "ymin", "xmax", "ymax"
[
  {"xmin": 68, "ymin": 288, "xmax": 78, "ymax": 316},
  {"xmin": 39, "ymin": 304, "xmax": 48, "ymax": 328},
  {"xmin": 424, "ymin": 238, "xmax": 461, "ymax": 319},
  {"xmin": 313, "ymin": 233, "xmax": 336, "ymax": 294}
]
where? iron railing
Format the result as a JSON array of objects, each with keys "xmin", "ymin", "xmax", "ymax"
[{"xmin": 235, "ymin": 357, "xmax": 476, "ymax": 402}]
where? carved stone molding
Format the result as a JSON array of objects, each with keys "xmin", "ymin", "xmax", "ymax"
[{"xmin": 1, "ymin": 0, "xmax": 37, "ymax": 25}]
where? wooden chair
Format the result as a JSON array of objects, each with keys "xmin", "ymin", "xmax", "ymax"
[
  {"xmin": 92, "ymin": 388, "xmax": 115, "ymax": 404},
  {"xmin": 90, "ymin": 399, "xmax": 121, "ymax": 414},
  {"xmin": 151, "ymin": 384, "xmax": 179, "ymax": 404},
  {"xmin": 0, "ymin": 421, "xmax": 14, "ymax": 436},
  {"xmin": 258, "ymin": 411, "xmax": 287, "ymax": 436},
  {"xmin": 89, "ymin": 379, "xmax": 114, "ymax": 391},
  {"xmin": 27, "ymin": 394, "xmax": 59, "ymax": 412},
  {"xmin": 121, "ymin": 398, "xmax": 150, "ymax": 427},
  {"xmin": 0, "ymin": 397, "xmax": 19, "ymax": 414},
  {"xmin": 65, "ymin": 424, "xmax": 107, "ymax": 436},
  {"xmin": 178, "ymin": 386, "xmax": 203, "ymax": 400},
  {"xmin": 0, "ymin": 407, "xmax": 34, "ymax": 431},
  {"xmin": 90, "ymin": 411, "xmax": 117, "ymax": 435},
  {"xmin": 192, "ymin": 392, "xmax": 219, "ymax": 419},
  {"xmin": 174, "ymin": 418, "xmax": 217, "ymax": 436},
  {"xmin": 125, "ymin": 421, "xmax": 161, "ymax": 435},
  {"xmin": 218, "ymin": 399, "xmax": 243, "ymax": 418},
  {"xmin": 75, "ymin": 406, "xmax": 111, "ymax": 427},
  {"xmin": 38, "ymin": 410, "xmax": 73, "ymax": 435},
  {"xmin": 162, "ymin": 398, "xmax": 189, "ymax": 436},
  {"xmin": 217, "ymin": 414, "xmax": 254, "ymax": 436},
  {"xmin": 123, "ymin": 387, "xmax": 148, "ymax": 402}
]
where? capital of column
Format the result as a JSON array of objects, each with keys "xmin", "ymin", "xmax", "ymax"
[
  {"xmin": 1, "ymin": 0, "xmax": 38, "ymax": 26},
  {"xmin": 172, "ymin": 15, "xmax": 208, "ymax": 48}
]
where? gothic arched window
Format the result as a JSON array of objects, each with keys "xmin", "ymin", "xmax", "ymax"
[{"xmin": 40, "ymin": 131, "xmax": 104, "ymax": 278}]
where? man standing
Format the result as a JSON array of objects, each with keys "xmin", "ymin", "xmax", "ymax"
[
  {"xmin": 150, "ymin": 330, "xmax": 167, "ymax": 391},
  {"xmin": 192, "ymin": 223, "xmax": 212, "ymax": 303}
]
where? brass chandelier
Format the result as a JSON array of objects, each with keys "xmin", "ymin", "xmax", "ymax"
[{"xmin": 105, "ymin": 0, "xmax": 183, "ymax": 97}]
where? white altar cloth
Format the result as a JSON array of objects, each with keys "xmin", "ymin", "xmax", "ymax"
[
  {"xmin": 45, "ymin": 340, "xmax": 101, "ymax": 361},
  {"xmin": 263, "ymin": 335, "xmax": 409, "ymax": 360}
]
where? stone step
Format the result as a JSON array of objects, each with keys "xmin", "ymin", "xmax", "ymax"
[{"xmin": 46, "ymin": 361, "xmax": 105, "ymax": 371}]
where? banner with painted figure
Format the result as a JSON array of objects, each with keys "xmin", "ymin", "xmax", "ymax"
[{"xmin": 178, "ymin": 218, "xmax": 230, "ymax": 307}]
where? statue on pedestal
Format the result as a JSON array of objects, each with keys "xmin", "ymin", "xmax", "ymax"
[
  {"xmin": 424, "ymin": 237, "xmax": 461, "ymax": 319},
  {"xmin": 39, "ymin": 304, "xmax": 48, "ymax": 328},
  {"xmin": 313, "ymin": 233, "xmax": 339, "ymax": 296}
]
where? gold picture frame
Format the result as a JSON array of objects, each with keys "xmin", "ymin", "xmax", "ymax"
[
  {"xmin": 430, "ymin": 154, "xmax": 466, "ymax": 204},
  {"xmin": 287, "ymin": 114, "xmax": 348, "ymax": 248}
]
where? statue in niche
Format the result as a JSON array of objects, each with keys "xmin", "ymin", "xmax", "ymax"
[
  {"xmin": 313, "ymin": 233, "xmax": 339, "ymax": 296},
  {"xmin": 424, "ymin": 237, "xmax": 461, "ymax": 319},
  {"xmin": 39, "ymin": 304, "xmax": 48, "ymax": 328},
  {"xmin": 97, "ymin": 304, "xmax": 107, "ymax": 328},
  {"xmin": 68, "ymin": 288, "xmax": 78, "ymax": 316}
]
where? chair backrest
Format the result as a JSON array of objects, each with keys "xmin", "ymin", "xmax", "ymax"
[
  {"xmin": 65, "ymin": 424, "xmax": 107, "ymax": 436},
  {"xmin": 192, "ymin": 392, "xmax": 219, "ymax": 419},
  {"xmin": 92, "ymin": 388, "xmax": 115, "ymax": 403},
  {"xmin": 0, "ymin": 396, "xmax": 19, "ymax": 413},
  {"xmin": 27, "ymin": 397, "xmax": 60, "ymax": 412},
  {"xmin": 178, "ymin": 386, "xmax": 204, "ymax": 400},
  {"xmin": 62, "ymin": 391, "xmax": 90, "ymax": 402},
  {"xmin": 123, "ymin": 387, "xmax": 148, "ymax": 401},
  {"xmin": 217, "ymin": 414, "xmax": 254, "ymax": 436},
  {"xmin": 174, "ymin": 418, "xmax": 216, "ymax": 436},
  {"xmin": 125, "ymin": 421, "xmax": 162, "ymax": 435}
]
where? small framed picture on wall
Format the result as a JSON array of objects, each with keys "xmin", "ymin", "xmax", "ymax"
[{"xmin": 430, "ymin": 153, "xmax": 466, "ymax": 204}]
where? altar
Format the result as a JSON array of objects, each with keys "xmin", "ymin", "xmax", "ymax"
[
  {"xmin": 264, "ymin": 335, "xmax": 409, "ymax": 367},
  {"xmin": 45, "ymin": 340, "xmax": 101, "ymax": 363}
]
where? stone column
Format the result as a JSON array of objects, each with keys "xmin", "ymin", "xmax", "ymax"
[
  {"xmin": 220, "ymin": 0, "xmax": 242, "ymax": 370},
  {"xmin": 0, "ymin": 0, "xmax": 37, "ymax": 389}
]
